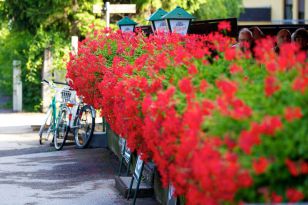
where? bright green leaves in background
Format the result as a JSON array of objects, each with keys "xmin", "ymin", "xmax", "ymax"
[
  {"xmin": 134, "ymin": 0, "xmax": 243, "ymax": 23},
  {"xmin": 0, "ymin": 0, "xmax": 105, "ymax": 111},
  {"xmin": 195, "ymin": 0, "xmax": 243, "ymax": 20}
]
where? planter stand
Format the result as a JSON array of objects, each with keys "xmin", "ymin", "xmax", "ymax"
[
  {"xmin": 115, "ymin": 155, "xmax": 154, "ymax": 205},
  {"xmin": 118, "ymin": 137, "xmax": 132, "ymax": 176}
]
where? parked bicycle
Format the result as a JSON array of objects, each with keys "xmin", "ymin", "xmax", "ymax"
[
  {"xmin": 68, "ymin": 89, "xmax": 96, "ymax": 149},
  {"xmin": 39, "ymin": 79, "xmax": 96, "ymax": 150},
  {"xmin": 38, "ymin": 79, "xmax": 68, "ymax": 146}
]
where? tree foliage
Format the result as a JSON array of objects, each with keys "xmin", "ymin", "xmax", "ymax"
[
  {"xmin": 132, "ymin": 0, "xmax": 242, "ymax": 23},
  {"xmin": 1, "ymin": 0, "xmax": 104, "ymax": 36},
  {"xmin": 0, "ymin": 0, "xmax": 104, "ymax": 111},
  {"xmin": 195, "ymin": 0, "xmax": 243, "ymax": 20},
  {"xmin": 134, "ymin": 0, "xmax": 207, "ymax": 14}
]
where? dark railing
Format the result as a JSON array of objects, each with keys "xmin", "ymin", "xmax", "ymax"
[
  {"xmin": 188, "ymin": 18, "xmax": 238, "ymax": 38},
  {"xmin": 136, "ymin": 18, "xmax": 308, "ymax": 38}
]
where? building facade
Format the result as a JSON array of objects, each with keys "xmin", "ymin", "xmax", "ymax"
[{"xmin": 239, "ymin": 0, "xmax": 308, "ymax": 24}]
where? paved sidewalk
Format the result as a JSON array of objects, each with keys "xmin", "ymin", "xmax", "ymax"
[
  {"xmin": 0, "ymin": 113, "xmax": 159, "ymax": 205},
  {"xmin": 0, "ymin": 112, "xmax": 45, "ymax": 128}
]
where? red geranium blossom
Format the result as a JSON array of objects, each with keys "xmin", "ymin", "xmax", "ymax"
[
  {"xmin": 284, "ymin": 106, "xmax": 303, "ymax": 122},
  {"xmin": 286, "ymin": 188, "xmax": 304, "ymax": 202},
  {"xmin": 271, "ymin": 192, "xmax": 283, "ymax": 203},
  {"xmin": 230, "ymin": 63, "xmax": 243, "ymax": 74},
  {"xmin": 218, "ymin": 21, "xmax": 231, "ymax": 32},
  {"xmin": 253, "ymin": 157, "xmax": 269, "ymax": 175},
  {"xmin": 179, "ymin": 77, "xmax": 194, "ymax": 95},
  {"xmin": 285, "ymin": 159, "xmax": 299, "ymax": 176},
  {"xmin": 216, "ymin": 79, "xmax": 238, "ymax": 98},
  {"xmin": 225, "ymin": 48, "xmax": 237, "ymax": 61},
  {"xmin": 259, "ymin": 116, "xmax": 282, "ymax": 136},
  {"xmin": 264, "ymin": 75, "xmax": 280, "ymax": 97}
]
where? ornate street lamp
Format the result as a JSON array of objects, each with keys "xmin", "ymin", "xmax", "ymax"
[
  {"xmin": 148, "ymin": 8, "xmax": 168, "ymax": 33},
  {"xmin": 162, "ymin": 6, "xmax": 195, "ymax": 35},
  {"xmin": 117, "ymin": 16, "xmax": 138, "ymax": 32}
]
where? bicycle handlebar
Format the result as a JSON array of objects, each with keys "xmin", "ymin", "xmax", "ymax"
[
  {"xmin": 42, "ymin": 79, "xmax": 68, "ymax": 86},
  {"xmin": 54, "ymin": 81, "xmax": 68, "ymax": 85}
]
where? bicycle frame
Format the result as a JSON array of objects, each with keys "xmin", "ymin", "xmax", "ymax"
[
  {"xmin": 64, "ymin": 99, "xmax": 96, "ymax": 138},
  {"xmin": 44, "ymin": 92, "xmax": 64, "ymax": 139},
  {"xmin": 51, "ymin": 95, "xmax": 57, "ymax": 130},
  {"xmin": 40, "ymin": 79, "xmax": 70, "ymax": 140}
]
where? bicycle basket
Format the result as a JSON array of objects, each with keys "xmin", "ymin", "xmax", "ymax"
[{"xmin": 60, "ymin": 89, "xmax": 76, "ymax": 103}]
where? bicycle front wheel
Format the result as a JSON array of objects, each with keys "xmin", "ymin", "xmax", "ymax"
[
  {"xmin": 54, "ymin": 106, "xmax": 69, "ymax": 150},
  {"xmin": 39, "ymin": 108, "xmax": 54, "ymax": 145},
  {"xmin": 74, "ymin": 105, "xmax": 95, "ymax": 149}
]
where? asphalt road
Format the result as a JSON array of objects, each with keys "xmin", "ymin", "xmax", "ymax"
[{"xmin": 0, "ymin": 113, "xmax": 158, "ymax": 205}]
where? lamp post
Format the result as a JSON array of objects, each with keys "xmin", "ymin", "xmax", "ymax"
[
  {"xmin": 161, "ymin": 6, "xmax": 195, "ymax": 35},
  {"xmin": 117, "ymin": 16, "xmax": 138, "ymax": 32},
  {"xmin": 148, "ymin": 8, "xmax": 168, "ymax": 33}
]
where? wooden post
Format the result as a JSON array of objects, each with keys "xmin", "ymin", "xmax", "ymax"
[
  {"xmin": 42, "ymin": 48, "xmax": 52, "ymax": 112},
  {"xmin": 13, "ymin": 60, "xmax": 22, "ymax": 112}
]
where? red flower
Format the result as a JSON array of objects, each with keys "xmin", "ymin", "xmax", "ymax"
[
  {"xmin": 238, "ymin": 129, "xmax": 261, "ymax": 154},
  {"xmin": 271, "ymin": 192, "xmax": 283, "ymax": 203},
  {"xmin": 224, "ymin": 136, "xmax": 237, "ymax": 150},
  {"xmin": 278, "ymin": 43, "xmax": 300, "ymax": 70},
  {"xmin": 216, "ymin": 79, "xmax": 238, "ymax": 98},
  {"xmin": 265, "ymin": 61, "xmax": 277, "ymax": 73},
  {"xmin": 218, "ymin": 21, "xmax": 231, "ymax": 32},
  {"xmin": 264, "ymin": 75, "xmax": 280, "ymax": 97},
  {"xmin": 201, "ymin": 99, "xmax": 215, "ymax": 115},
  {"xmin": 286, "ymin": 188, "xmax": 304, "ymax": 202},
  {"xmin": 237, "ymin": 171, "xmax": 253, "ymax": 188},
  {"xmin": 300, "ymin": 161, "xmax": 308, "ymax": 174},
  {"xmin": 188, "ymin": 64, "xmax": 198, "ymax": 74},
  {"xmin": 225, "ymin": 48, "xmax": 237, "ymax": 61},
  {"xmin": 178, "ymin": 77, "xmax": 193, "ymax": 95},
  {"xmin": 259, "ymin": 116, "xmax": 282, "ymax": 136},
  {"xmin": 199, "ymin": 79, "xmax": 209, "ymax": 93},
  {"xmin": 253, "ymin": 157, "xmax": 269, "ymax": 175},
  {"xmin": 292, "ymin": 76, "xmax": 308, "ymax": 94},
  {"xmin": 230, "ymin": 98, "xmax": 252, "ymax": 120},
  {"xmin": 284, "ymin": 106, "xmax": 303, "ymax": 122},
  {"xmin": 300, "ymin": 162, "xmax": 308, "ymax": 174},
  {"xmin": 285, "ymin": 159, "xmax": 299, "ymax": 176},
  {"xmin": 230, "ymin": 63, "xmax": 243, "ymax": 74}
]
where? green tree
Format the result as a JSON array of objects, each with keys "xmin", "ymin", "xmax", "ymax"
[
  {"xmin": 0, "ymin": 0, "xmax": 105, "ymax": 111},
  {"xmin": 132, "ymin": 0, "xmax": 242, "ymax": 23},
  {"xmin": 194, "ymin": 0, "xmax": 243, "ymax": 20},
  {"xmin": 134, "ymin": 0, "xmax": 207, "ymax": 13},
  {"xmin": 133, "ymin": 0, "xmax": 207, "ymax": 22}
]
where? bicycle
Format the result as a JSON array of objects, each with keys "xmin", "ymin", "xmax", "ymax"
[
  {"xmin": 54, "ymin": 81, "xmax": 96, "ymax": 150},
  {"xmin": 38, "ymin": 80, "xmax": 69, "ymax": 146},
  {"xmin": 72, "ymin": 97, "xmax": 96, "ymax": 149}
]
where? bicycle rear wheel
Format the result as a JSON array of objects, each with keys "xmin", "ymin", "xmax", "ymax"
[
  {"xmin": 74, "ymin": 105, "xmax": 95, "ymax": 149},
  {"xmin": 54, "ymin": 106, "xmax": 69, "ymax": 150},
  {"xmin": 39, "ymin": 108, "xmax": 54, "ymax": 145}
]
